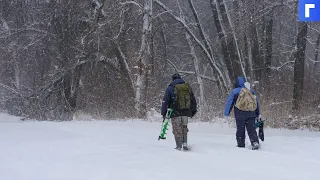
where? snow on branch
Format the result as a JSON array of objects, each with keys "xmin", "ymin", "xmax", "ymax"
[
  {"xmin": 187, "ymin": 0, "xmax": 214, "ymax": 58},
  {"xmin": 306, "ymin": 54, "xmax": 320, "ymax": 63},
  {"xmin": 256, "ymin": 0, "xmax": 296, "ymax": 16},
  {"xmin": 0, "ymin": 83, "xmax": 20, "ymax": 96},
  {"xmin": 154, "ymin": 0, "xmax": 211, "ymax": 62},
  {"xmin": 0, "ymin": 28, "xmax": 55, "ymax": 39},
  {"xmin": 306, "ymin": 37, "xmax": 316, "ymax": 47},
  {"xmin": 167, "ymin": 59, "xmax": 179, "ymax": 72},
  {"xmin": 0, "ymin": 17, "xmax": 9, "ymax": 31},
  {"xmin": 167, "ymin": 60, "xmax": 216, "ymax": 82},
  {"xmin": 155, "ymin": 0, "xmax": 226, "ymax": 88},
  {"xmin": 35, "ymin": 52, "xmax": 122, "ymax": 99},
  {"xmin": 120, "ymin": 1, "xmax": 142, "ymax": 9},
  {"xmin": 200, "ymin": 75, "xmax": 216, "ymax": 82},
  {"xmin": 153, "ymin": 11, "xmax": 169, "ymax": 19},
  {"xmin": 113, "ymin": 9, "xmax": 126, "ymax": 40},
  {"xmin": 269, "ymin": 101, "xmax": 292, "ymax": 106},
  {"xmin": 308, "ymin": 25, "xmax": 320, "ymax": 34},
  {"xmin": 270, "ymin": 61, "xmax": 295, "ymax": 71}
]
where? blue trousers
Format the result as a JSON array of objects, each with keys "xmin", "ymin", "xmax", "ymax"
[{"xmin": 236, "ymin": 117, "xmax": 259, "ymax": 147}]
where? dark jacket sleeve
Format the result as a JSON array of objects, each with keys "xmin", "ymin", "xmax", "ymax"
[{"xmin": 161, "ymin": 86, "xmax": 171, "ymax": 117}]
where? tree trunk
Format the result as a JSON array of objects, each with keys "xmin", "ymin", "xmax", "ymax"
[
  {"xmin": 314, "ymin": 33, "xmax": 320, "ymax": 67},
  {"xmin": 210, "ymin": 0, "xmax": 233, "ymax": 84},
  {"xmin": 249, "ymin": 16, "xmax": 262, "ymax": 82},
  {"xmin": 185, "ymin": 32, "xmax": 205, "ymax": 118},
  {"xmin": 155, "ymin": 0, "xmax": 229, "ymax": 91},
  {"xmin": 63, "ymin": 65, "xmax": 82, "ymax": 120},
  {"xmin": 134, "ymin": 0, "xmax": 152, "ymax": 118},
  {"xmin": 188, "ymin": 0, "xmax": 213, "ymax": 58},
  {"xmin": 243, "ymin": 34, "xmax": 253, "ymax": 80},
  {"xmin": 12, "ymin": 0, "xmax": 27, "ymax": 91},
  {"xmin": 264, "ymin": 12, "xmax": 273, "ymax": 94},
  {"xmin": 240, "ymin": 0, "xmax": 252, "ymax": 81},
  {"xmin": 216, "ymin": 0, "xmax": 246, "ymax": 80},
  {"xmin": 233, "ymin": 0, "xmax": 240, "ymax": 32},
  {"xmin": 292, "ymin": 22, "xmax": 307, "ymax": 114},
  {"xmin": 114, "ymin": 44, "xmax": 135, "ymax": 101},
  {"xmin": 160, "ymin": 27, "xmax": 168, "ymax": 72},
  {"xmin": 187, "ymin": 0, "xmax": 228, "ymax": 90}
]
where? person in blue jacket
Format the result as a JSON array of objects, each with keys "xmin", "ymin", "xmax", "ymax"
[
  {"xmin": 161, "ymin": 73, "xmax": 197, "ymax": 150},
  {"xmin": 224, "ymin": 76, "xmax": 261, "ymax": 150}
]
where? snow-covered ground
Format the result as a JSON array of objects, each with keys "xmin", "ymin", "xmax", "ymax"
[{"xmin": 1, "ymin": 113, "xmax": 320, "ymax": 180}]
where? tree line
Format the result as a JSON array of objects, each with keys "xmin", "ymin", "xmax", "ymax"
[{"xmin": 0, "ymin": 0, "xmax": 319, "ymax": 128}]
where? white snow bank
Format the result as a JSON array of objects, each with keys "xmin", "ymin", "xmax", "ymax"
[
  {"xmin": 0, "ymin": 113, "xmax": 320, "ymax": 180},
  {"xmin": 0, "ymin": 112, "xmax": 22, "ymax": 123}
]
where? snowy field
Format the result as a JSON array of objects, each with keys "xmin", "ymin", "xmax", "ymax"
[{"xmin": 1, "ymin": 113, "xmax": 320, "ymax": 180}]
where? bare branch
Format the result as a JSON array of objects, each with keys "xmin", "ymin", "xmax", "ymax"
[
  {"xmin": 155, "ymin": 0, "xmax": 227, "ymax": 89},
  {"xmin": 308, "ymin": 25, "xmax": 320, "ymax": 34},
  {"xmin": 0, "ymin": 83, "xmax": 20, "ymax": 96},
  {"xmin": 306, "ymin": 54, "xmax": 320, "ymax": 63},
  {"xmin": 270, "ymin": 61, "xmax": 295, "ymax": 71},
  {"xmin": 187, "ymin": 0, "xmax": 214, "ymax": 58},
  {"xmin": 0, "ymin": 28, "xmax": 55, "ymax": 39},
  {"xmin": 167, "ymin": 60, "xmax": 217, "ymax": 82},
  {"xmin": 306, "ymin": 37, "xmax": 316, "ymax": 47},
  {"xmin": 167, "ymin": 59, "xmax": 179, "ymax": 72},
  {"xmin": 153, "ymin": 11, "xmax": 169, "ymax": 19},
  {"xmin": 269, "ymin": 101, "xmax": 292, "ymax": 106},
  {"xmin": 113, "ymin": 9, "xmax": 126, "ymax": 40},
  {"xmin": 120, "ymin": 1, "xmax": 143, "ymax": 9}
]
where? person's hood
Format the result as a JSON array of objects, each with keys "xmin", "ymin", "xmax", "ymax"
[
  {"xmin": 169, "ymin": 78, "xmax": 185, "ymax": 87},
  {"xmin": 234, "ymin": 76, "xmax": 245, "ymax": 88}
]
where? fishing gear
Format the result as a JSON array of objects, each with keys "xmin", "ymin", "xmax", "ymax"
[{"xmin": 158, "ymin": 108, "xmax": 173, "ymax": 140}]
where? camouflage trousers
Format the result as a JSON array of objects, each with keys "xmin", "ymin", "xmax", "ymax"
[{"xmin": 171, "ymin": 116, "xmax": 188, "ymax": 148}]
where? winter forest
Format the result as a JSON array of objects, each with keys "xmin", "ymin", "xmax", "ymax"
[{"xmin": 0, "ymin": 0, "xmax": 319, "ymax": 129}]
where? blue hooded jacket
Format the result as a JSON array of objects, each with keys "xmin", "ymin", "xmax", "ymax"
[{"xmin": 224, "ymin": 77, "xmax": 260, "ymax": 119}]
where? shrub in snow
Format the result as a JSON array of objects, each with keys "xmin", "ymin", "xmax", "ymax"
[
  {"xmin": 146, "ymin": 108, "xmax": 162, "ymax": 122},
  {"xmin": 73, "ymin": 112, "xmax": 92, "ymax": 121}
]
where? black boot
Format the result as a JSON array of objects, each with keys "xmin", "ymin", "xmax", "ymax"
[{"xmin": 236, "ymin": 136, "xmax": 245, "ymax": 148}]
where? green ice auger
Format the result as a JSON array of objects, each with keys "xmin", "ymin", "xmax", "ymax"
[{"xmin": 158, "ymin": 108, "xmax": 173, "ymax": 140}]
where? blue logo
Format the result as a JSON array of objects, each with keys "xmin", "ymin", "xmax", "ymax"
[{"xmin": 299, "ymin": 0, "xmax": 320, "ymax": 21}]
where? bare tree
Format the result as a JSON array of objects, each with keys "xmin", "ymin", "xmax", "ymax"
[
  {"xmin": 134, "ymin": 0, "xmax": 153, "ymax": 118},
  {"xmin": 155, "ymin": 0, "xmax": 228, "ymax": 90},
  {"xmin": 264, "ymin": 10, "xmax": 273, "ymax": 94},
  {"xmin": 292, "ymin": 22, "xmax": 308, "ymax": 114},
  {"xmin": 216, "ymin": 0, "xmax": 246, "ymax": 80}
]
